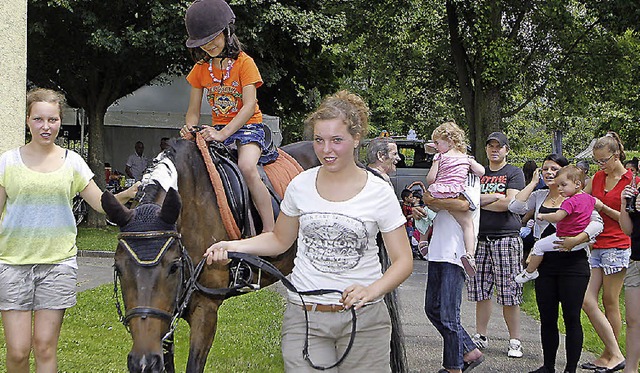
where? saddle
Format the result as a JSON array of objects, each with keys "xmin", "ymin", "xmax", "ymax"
[{"xmin": 194, "ymin": 133, "xmax": 302, "ymax": 239}]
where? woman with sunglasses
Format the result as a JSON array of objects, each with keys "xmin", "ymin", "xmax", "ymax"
[{"xmin": 578, "ymin": 131, "xmax": 633, "ymax": 373}]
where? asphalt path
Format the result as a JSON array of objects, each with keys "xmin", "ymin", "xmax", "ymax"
[{"xmin": 77, "ymin": 253, "xmax": 596, "ymax": 372}]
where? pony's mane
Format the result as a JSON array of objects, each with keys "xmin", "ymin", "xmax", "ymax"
[{"xmin": 138, "ymin": 139, "xmax": 182, "ymax": 205}]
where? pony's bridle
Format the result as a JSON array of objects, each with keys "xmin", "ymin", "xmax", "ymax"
[
  {"xmin": 113, "ymin": 230, "xmax": 194, "ymax": 342},
  {"xmin": 114, "ymin": 232, "xmax": 358, "ymax": 370},
  {"xmin": 113, "ymin": 230, "xmax": 263, "ymax": 341}
]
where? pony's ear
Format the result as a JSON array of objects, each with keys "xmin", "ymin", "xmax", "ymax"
[
  {"xmin": 159, "ymin": 188, "xmax": 181, "ymax": 225},
  {"xmin": 101, "ymin": 191, "xmax": 134, "ymax": 227}
]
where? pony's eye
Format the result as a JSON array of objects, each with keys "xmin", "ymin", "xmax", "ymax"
[{"xmin": 168, "ymin": 260, "xmax": 181, "ymax": 275}]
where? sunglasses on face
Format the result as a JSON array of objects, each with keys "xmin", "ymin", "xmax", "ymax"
[{"xmin": 592, "ymin": 154, "xmax": 615, "ymax": 165}]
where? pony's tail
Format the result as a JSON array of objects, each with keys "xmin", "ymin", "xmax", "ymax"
[{"xmin": 378, "ymin": 236, "xmax": 408, "ymax": 373}]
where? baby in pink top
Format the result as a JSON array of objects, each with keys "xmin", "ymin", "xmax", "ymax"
[
  {"xmin": 426, "ymin": 122, "xmax": 485, "ymax": 275},
  {"xmin": 515, "ymin": 165, "xmax": 597, "ymax": 283}
]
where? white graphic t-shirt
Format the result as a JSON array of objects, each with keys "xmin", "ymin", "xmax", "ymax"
[{"xmin": 280, "ymin": 167, "xmax": 406, "ymax": 304}]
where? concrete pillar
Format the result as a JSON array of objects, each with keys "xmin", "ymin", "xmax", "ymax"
[{"xmin": 0, "ymin": 0, "xmax": 27, "ymax": 154}]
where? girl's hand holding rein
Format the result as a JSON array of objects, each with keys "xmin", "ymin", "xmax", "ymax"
[
  {"xmin": 180, "ymin": 124, "xmax": 195, "ymax": 140},
  {"xmin": 204, "ymin": 241, "xmax": 234, "ymax": 265},
  {"xmin": 341, "ymin": 284, "xmax": 376, "ymax": 310},
  {"xmin": 123, "ymin": 181, "xmax": 140, "ymax": 200},
  {"xmin": 199, "ymin": 125, "xmax": 229, "ymax": 143}
]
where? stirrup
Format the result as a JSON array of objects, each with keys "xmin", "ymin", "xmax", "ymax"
[{"xmin": 229, "ymin": 259, "xmax": 262, "ymax": 292}]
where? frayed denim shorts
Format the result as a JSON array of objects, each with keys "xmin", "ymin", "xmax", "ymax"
[
  {"xmin": 214, "ymin": 123, "xmax": 279, "ymax": 164},
  {"xmin": 588, "ymin": 248, "xmax": 631, "ymax": 275}
]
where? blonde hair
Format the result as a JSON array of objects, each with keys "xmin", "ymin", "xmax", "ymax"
[
  {"xmin": 304, "ymin": 90, "xmax": 369, "ymax": 139},
  {"xmin": 26, "ymin": 88, "xmax": 67, "ymax": 120},
  {"xmin": 556, "ymin": 165, "xmax": 586, "ymax": 187},
  {"xmin": 593, "ymin": 131, "xmax": 626, "ymax": 162},
  {"xmin": 431, "ymin": 121, "xmax": 467, "ymax": 153}
]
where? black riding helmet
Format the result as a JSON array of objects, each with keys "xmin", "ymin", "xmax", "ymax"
[{"xmin": 185, "ymin": 0, "xmax": 235, "ymax": 49}]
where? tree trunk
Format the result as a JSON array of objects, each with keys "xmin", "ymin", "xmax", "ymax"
[
  {"xmin": 447, "ymin": 0, "xmax": 475, "ymax": 148},
  {"xmin": 446, "ymin": 0, "xmax": 504, "ymax": 165},
  {"xmin": 473, "ymin": 84, "xmax": 502, "ymax": 165},
  {"xmin": 85, "ymin": 107, "xmax": 107, "ymax": 228}
]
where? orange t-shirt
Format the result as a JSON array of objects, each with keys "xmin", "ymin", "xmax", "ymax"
[{"xmin": 186, "ymin": 52, "xmax": 263, "ymax": 125}]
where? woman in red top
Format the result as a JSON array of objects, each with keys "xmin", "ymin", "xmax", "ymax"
[{"xmin": 581, "ymin": 132, "xmax": 631, "ymax": 372}]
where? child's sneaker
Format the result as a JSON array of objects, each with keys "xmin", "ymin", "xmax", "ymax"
[
  {"xmin": 461, "ymin": 254, "xmax": 477, "ymax": 277},
  {"xmin": 418, "ymin": 241, "xmax": 429, "ymax": 258},
  {"xmin": 472, "ymin": 333, "xmax": 488, "ymax": 349},
  {"xmin": 507, "ymin": 338, "xmax": 523, "ymax": 358},
  {"xmin": 514, "ymin": 269, "xmax": 539, "ymax": 284}
]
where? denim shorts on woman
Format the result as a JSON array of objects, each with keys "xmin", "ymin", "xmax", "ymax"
[
  {"xmin": 625, "ymin": 260, "xmax": 640, "ymax": 288},
  {"xmin": 214, "ymin": 123, "xmax": 279, "ymax": 164},
  {"xmin": 0, "ymin": 262, "xmax": 77, "ymax": 311},
  {"xmin": 588, "ymin": 248, "xmax": 631, "ymax": 275}
]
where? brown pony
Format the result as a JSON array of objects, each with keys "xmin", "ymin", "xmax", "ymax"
[
  {"xmin": 102, "ymin": 138, "xmax": 407, "ymax": 373},
  {"xmin": 103, "ymin": 138, "xmax": 300, "ymax": 372}
]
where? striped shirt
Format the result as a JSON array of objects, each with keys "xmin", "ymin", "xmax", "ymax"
[{"xmin": 0, "ymin": 147, "xmax": 92, "ymax": 264}]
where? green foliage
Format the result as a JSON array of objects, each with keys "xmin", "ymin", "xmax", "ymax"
[
  {"xmin": 231, "ymin": 0, "xmax": 349, "ymax": 143},
  {"xmin": 26, "ymin": 0, "xmax": 640, "ymax": 158},
  {"xmin": 586, "ymin": 1, "xmax": 640, "ymax": 33},
  {"xmin": 0, "ymin": 285, "xmax": 285, "ymax": 372},
  {"xmin": 326, "ymin": 0, "xmax": 462, "ymax": 140},
  {"xmin": 427, "ymin": 0, "xmax": 640, "ymax": 158},
  {"xmin": 28, "ymin": 0, "xmax": 191, "ymax": 109}
]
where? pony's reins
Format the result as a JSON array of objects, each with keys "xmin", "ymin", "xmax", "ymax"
[{"xmin": 113, "ymin": 231, "xmax": 357, "ymax": 371}]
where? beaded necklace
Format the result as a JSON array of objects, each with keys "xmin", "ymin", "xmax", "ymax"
[{"xmin": 208, "ymin": 58, "xmax": 234, "ymax": 86}]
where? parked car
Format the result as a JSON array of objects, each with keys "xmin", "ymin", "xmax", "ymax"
[
  {"xmin": 389, "ymin": 138, "xmax": 433, "ymax": 198},
  {"xmin": 360, "ymin": 137, "xmax": 434, "ymax": 199}
]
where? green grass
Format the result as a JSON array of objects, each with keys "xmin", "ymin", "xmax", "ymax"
[
  {"xmin": 2, "ymin": 224, "xmax": 286, "ymax": 371},
  {"xmin": 0, "ymin": 285, "xmax": 285, "ymax": 372},
  {"xmin": 521, "ymin": 282, "xmax": 627, "ymax": 356},
  {"xmin": 76, "ymin": 226, "xmax": 120, "ymax": 252}
]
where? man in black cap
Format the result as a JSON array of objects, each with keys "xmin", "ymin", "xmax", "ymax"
[{"xmin": 467, "ymin": 131, "xmax": 526, "ymax": 359}]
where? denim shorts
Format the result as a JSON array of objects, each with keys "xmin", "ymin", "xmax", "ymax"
[
  {"xmin": 588, "ymin": 248, "xmax": 631, "ymax": 275},
  {"xmin": 625, "ymin": 260, "xmax": 640, "ymax": 288},
  {"xmin": 0, "ymin": 262, "xmax": 77, "ymax": 310},
  {"xmin": 214, "ymin": 123, "xmax": 279, "ymax": 164}
]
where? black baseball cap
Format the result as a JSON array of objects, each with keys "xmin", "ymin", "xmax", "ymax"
[{"xmin": 486, "ymin": 132, "xmax": 509, "ymax": 148}]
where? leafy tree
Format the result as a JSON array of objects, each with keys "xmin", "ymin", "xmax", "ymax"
[
  {"xmin": 317, "ymin": 0, "xmax": 640, "ymax": 161},
  {"xmin": 231, "ymin": 0, "xmax": 348, "ymax": 143},
  {"xmin": 445, "ymin": 1, "xmax": 606, "ymax": 161},
  {"xmin": 27, "ymin": 0, "xmax": 349, "ymax": 225},
  {"xmin": 28, "ymin": 0, "xmax": 191, "ymax": 225},
  {"xmin": 329, "ymin": 0, "xmax": 463, "ymax": 140},
  {"xmin": 447, "ymin": 1, "xmax": 640, "ymax": 161},
  {"xmin": 587, "ymin": 0, "xmax": 640, "ymax": 33}
]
